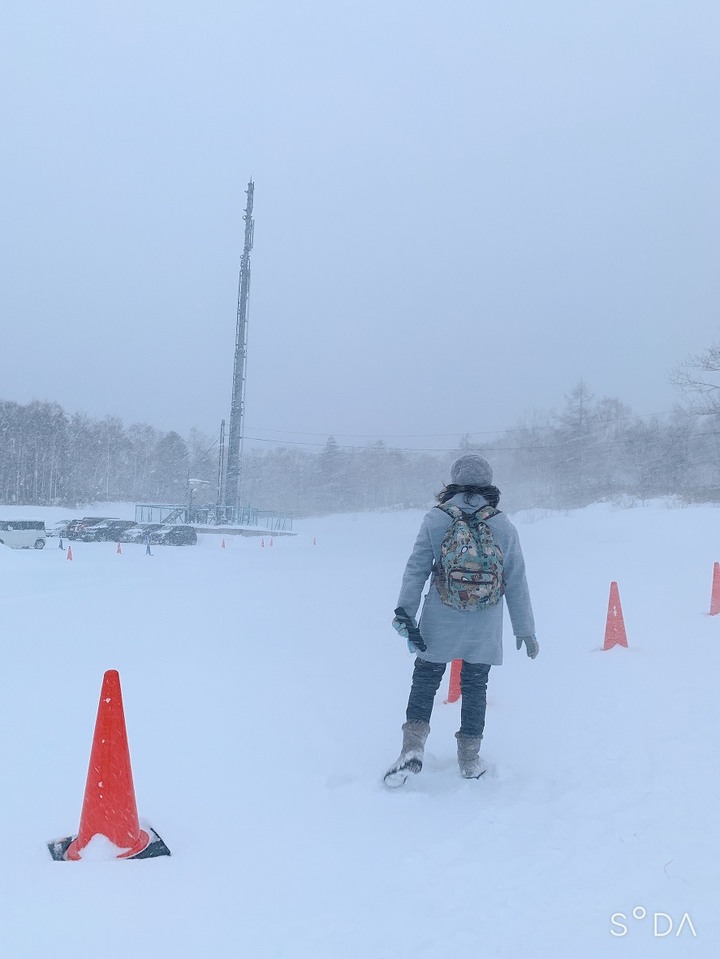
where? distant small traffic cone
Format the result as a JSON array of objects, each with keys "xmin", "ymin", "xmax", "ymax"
[
  {"xmin": 48, "ymin": 670, "xmax": 170, "ymax": 862},
  {"xmin": 312, "ymin": 537, "xmax": 317, "ymax": 546},
  {"xmin": 116, "ymin": 542, "xmax": 122, "ymax": 555},
  {"xmin": 603, "ymin": 581, "xmax": 628, "ymax": 650},
  {"xmin": 260, "ymin": 538, "xmax": 265, "ymax": 548},
  {"xmin": 66, "ymin": 545, "xmax": 73, "ymax": 561},
  {"xmin": 444, "ymin": 659, "xmax": 462, "ymax": 704},
  {"xmin": 710, "ymin": 562, "xmax": 720, "ymax": 615},
  {"xmin": 221, "ymin": 538, "xmax": 226, "ymax": 549}
]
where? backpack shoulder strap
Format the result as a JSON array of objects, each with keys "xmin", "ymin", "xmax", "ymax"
[
  {"xmin": 435, "ymin": 503, "xmax": 463, "ymax": 520},
  {"xmin": 436, "ymin": 503, "xmax": 501, "ymax": 522},
  {"xmin": 473, "ymin": 505, "xmax": 501, "ymax": 522}
]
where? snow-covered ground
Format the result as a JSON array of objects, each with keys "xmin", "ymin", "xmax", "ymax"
[{"xmin": 0, "ymin": 499, "xmax": 717, "ymax": 957}]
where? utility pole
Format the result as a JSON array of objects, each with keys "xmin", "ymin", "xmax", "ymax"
[
  {"xmin": 216, "ymin": 418, "xmax": 226, "ymax": 510},
  {"xmin": 224, "ymin": 179, "xmax": 254, "ymax": 511}
]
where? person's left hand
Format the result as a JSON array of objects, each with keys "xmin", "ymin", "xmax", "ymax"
[{"xmin": 515, "ymin": 635, "xmax": 539, "ymax": 659}]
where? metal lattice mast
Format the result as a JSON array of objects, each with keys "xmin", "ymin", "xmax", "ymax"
[{"xmin": 224, "ymin": 179, "xmax": 254, "ymax": 510}]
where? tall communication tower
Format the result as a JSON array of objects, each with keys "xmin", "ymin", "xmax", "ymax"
[{"xmin": 224, "ymin": 179, "xmax": 254, "ymax": 511}]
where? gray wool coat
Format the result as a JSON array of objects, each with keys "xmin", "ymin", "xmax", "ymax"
[{"xmin": 396, "ymin": 492, "xmax": 535, "ymax": 665}]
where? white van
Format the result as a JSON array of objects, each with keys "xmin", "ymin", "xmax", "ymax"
[{"xmin": 0, "ymin": 520, "xmax": 47, "ymax": 549}]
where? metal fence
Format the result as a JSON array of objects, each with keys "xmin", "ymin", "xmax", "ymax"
[{"xmin": 134, "ymin": 504, "xmax": 293, "ymax": 531}]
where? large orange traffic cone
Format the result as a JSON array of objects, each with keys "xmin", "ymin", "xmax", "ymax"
[
  {"xmin": 48, "ymin": 670, "xmax": 170, "ymax": 861},
  {"xmin": 66, "ymin": 545, "xmax": 73, "ymax": 561},
  {"xmin": 444, "ymin": 659, "xmax": 462, "ymax": 704},
  {"xmin": 603, "ymin": 581, "xmax": 628, "ymax": 650},
  {"xmin": 709, "ymin": 562, "xmax": 720, "ymax": 615}
]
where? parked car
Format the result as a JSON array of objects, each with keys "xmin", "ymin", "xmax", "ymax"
[
  {"xmin": 150, "ymin": 525, "xmax": 198, "ymax": 546},
  {"xmin": 65, "ymin": 517, "xmax": 117, "ymax": 540},
  {"xmin": 0, "ymin": 520, "xmax": 46, "ymax": 549},
  {"xmin": 78, "ymin": 519, "xmax": 137, "ymax": 543},
  {"xmin": 46, "ymin": 520, "xmax": 74, "ymax": 539},
  {"xmin": 119, "ymin": 523, "xmax": 164, "ymax": 544}
]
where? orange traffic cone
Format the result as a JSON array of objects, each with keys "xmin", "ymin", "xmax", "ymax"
[
  {"xmin": 444, "ymin": 659, "xmax": 462, "ymax": 704},
  {"xmin": 709, "ymin": 562, "xmax": 720, "ymax": 615},
  {"xmin": 116, "ymin": 542, "xmax": 122, "ymax": 555},
  {"xmin": 603, "ymin": 581, "xmax": 628, "ymax": 650},
  {"xmin": 48, "ymin": 670, "xmax": 170, "ymax": 861},
  {"xmin": 66, "ymin": 545, "xmax": 73, "ymax": 561}
]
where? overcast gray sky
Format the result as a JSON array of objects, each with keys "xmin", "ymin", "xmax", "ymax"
[{"xmin": 2, "ymin": 0, "xmax": 718, "ymax": 451}]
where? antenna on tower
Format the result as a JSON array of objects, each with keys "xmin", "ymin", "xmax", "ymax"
[
  {"xmin": 224, "ymin": 179, "xmax": 254, "ymax": 511},
  {"xmin": 216, "ymin": 418, "xmax": 226, "ymax": 508}
]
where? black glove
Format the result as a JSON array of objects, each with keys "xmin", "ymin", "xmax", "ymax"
[{"xmin": 393, "ymin": 607, "xmax": 427, "ymax": 652}]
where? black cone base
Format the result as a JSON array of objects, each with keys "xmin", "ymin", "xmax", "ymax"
[{"xmin": 48, "ymin": 825, "xmax": 171, "ymax": 861}]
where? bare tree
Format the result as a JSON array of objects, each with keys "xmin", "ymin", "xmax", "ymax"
[{"xmin": 672, "ymin": 343, "xmax": 720, "ymax": 412}]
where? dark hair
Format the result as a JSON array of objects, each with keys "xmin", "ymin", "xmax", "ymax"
[{"xmin": 436, "ymin": 483, "xmax": 501, "ymax": 508}]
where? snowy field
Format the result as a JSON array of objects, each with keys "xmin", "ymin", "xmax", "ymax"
[{"xmin": 0, "ymin": 499, "xmax": 718, "ymax": 958}]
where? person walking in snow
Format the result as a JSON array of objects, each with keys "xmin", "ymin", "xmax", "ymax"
[{"xmin": 384, "ymin": 454, "xmax": 538, "ymax": 786}]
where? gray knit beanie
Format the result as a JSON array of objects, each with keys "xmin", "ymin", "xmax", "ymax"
[{"xmin": 450, "ymin": 454, "xmax": 493, "ymax": 487}]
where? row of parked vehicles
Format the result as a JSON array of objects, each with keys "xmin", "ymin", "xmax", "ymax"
[
  {"xmin": 1, "ymin": 517, "xmax": 198, "ymax": 549},
  {"xmin": 49, "ymin": 517, "xmax": 198, "ymax": 546}
]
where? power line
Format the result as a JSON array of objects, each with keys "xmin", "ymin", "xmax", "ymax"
[
  {"xmin": 242, "ymin": 406, "xmax": 714, "ymax": 453},
  {"xmin": 243, "ymin": 425, "xmax": 720, "ymax": 456}
]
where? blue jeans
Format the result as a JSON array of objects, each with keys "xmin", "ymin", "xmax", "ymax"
[{"xmin": 405, "ymin": 659, "xmax": 491, "ymax": 738}]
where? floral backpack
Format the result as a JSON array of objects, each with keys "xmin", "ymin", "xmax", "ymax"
[{"xmin": 433, "ymin": 504, "xmax": 504, "ymax": 610}]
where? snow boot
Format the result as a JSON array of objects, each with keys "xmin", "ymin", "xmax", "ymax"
[
  {"xmin": 383, "ymin": 721, "xmax": 430, "ymax": 788},
  {"xmin": 455, "ymin": 732, "xmax": 486, "ymax": 779}
]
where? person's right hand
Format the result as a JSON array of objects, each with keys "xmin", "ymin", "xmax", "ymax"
[{"xmin": 392, "ymin": 615, "xmax": 412, "ymax": 639}]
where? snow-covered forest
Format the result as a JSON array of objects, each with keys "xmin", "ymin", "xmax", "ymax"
[{"xmin": 2, "ymin": 378, "xmax": 719, "ymax": 513}]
